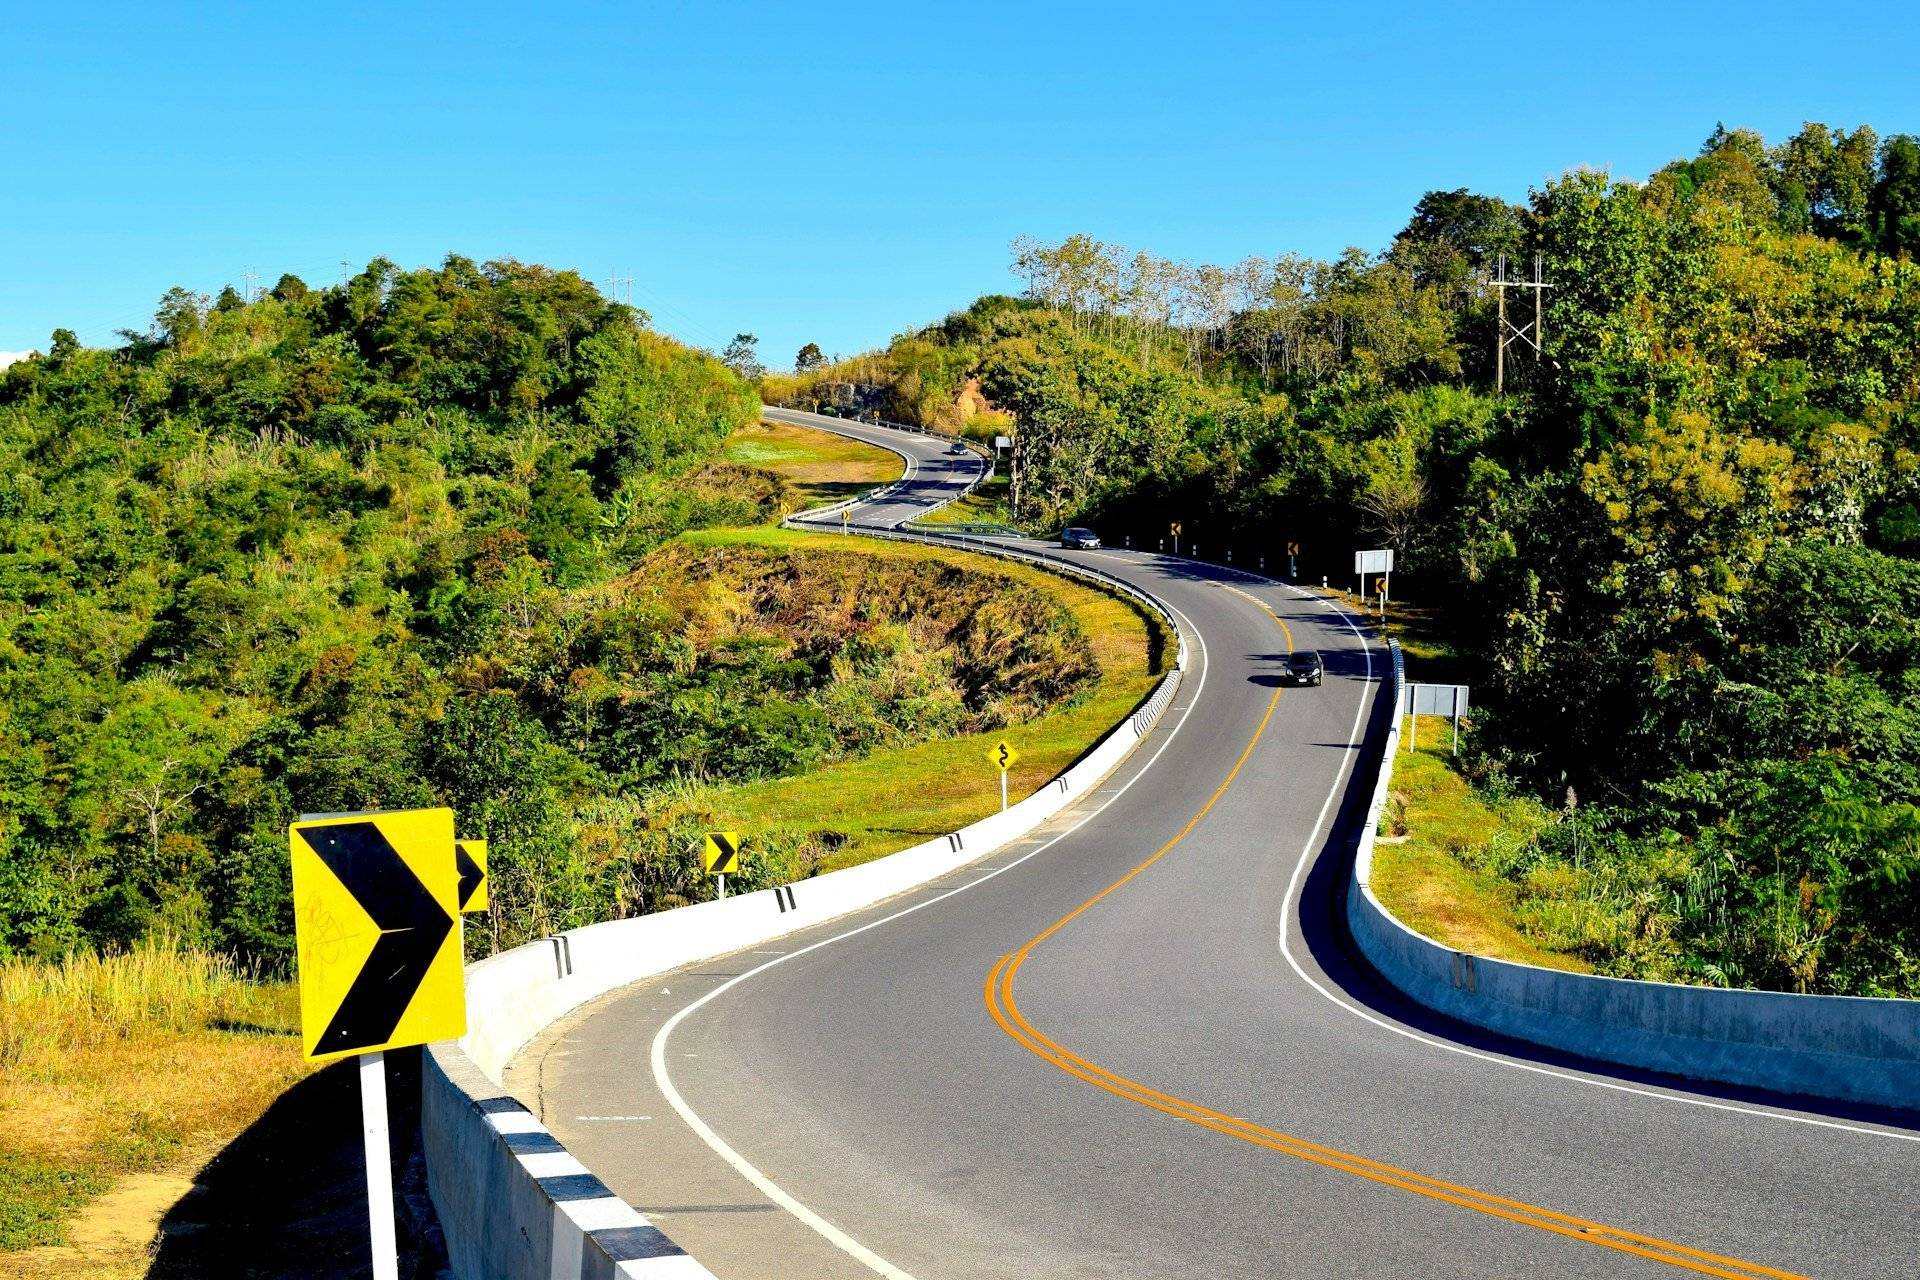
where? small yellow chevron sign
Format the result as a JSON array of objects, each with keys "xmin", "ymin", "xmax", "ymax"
[
  {"xmin": 703, "ymin": 831, "xmax": 741, "ymax": 875},
  {"xmin": 290, "ymin": 808, "xmax": 465, "ymax": 1062},
  {"xmin": 987, "ymin": 740, "xmax": 1020, "ymax": 772},
  {"xmin": 456, "ymin": 839, "xmax": 488, "ymax": 913},
  {"xmin": 1169, "ymin": 521, "xmax": 1183, "ymax": 536}
]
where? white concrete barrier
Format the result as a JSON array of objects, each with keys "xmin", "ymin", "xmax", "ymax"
[{"xmin": 1347, "ymin": 642, "xmax": 1920, "ymax": 1111}]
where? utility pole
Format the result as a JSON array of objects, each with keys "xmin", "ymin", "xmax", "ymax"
[{"xmin": 1492, "ymin": 254, "xmax": 1552, "ymax": 394}]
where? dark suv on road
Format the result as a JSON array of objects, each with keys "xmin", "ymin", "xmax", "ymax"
[
  {"xmin": 1060, "ymin": 527, "xmax": 1101, "ymax": 549},
  {"xmin": 1282, "ymin": 651, "xmax": 1324, "ymax": 686}
]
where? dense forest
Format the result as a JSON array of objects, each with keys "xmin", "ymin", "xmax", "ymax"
[
  {"xmin": 769, "ymin": 123, "xmax": 1920, "ymax": 996},
  {"xmin": 0, "ymin": 258, "xmax": 1102, "ymax": 965}
]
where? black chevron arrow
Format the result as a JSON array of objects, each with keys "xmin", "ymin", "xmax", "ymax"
[
  {"xmin": 456, "ymin": 842, "xmax": 484, "ymax": 910},
  {"xmin": 299, "ymin": 820, "xmax": 453, "ymax": 1055}
]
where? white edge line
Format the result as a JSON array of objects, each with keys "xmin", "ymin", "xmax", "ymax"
[
  {"xmin": 648, "ymin": 544, "xmax": 1214, "ymax": 1277},
  {"xmin": 1264, "ymin": 584, "xmax": 1920, "ymax": 1145}
]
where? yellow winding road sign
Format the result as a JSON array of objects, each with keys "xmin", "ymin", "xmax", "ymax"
[
  {"xmin": 703, "ymin": 831, "xmax": 742, "ymax": 875},
  {"xmin": 988, "ymin": 741, "xmax": 1020, "ymax": 772},
  {"xmin": 290, "ymin": 808, "xmax": 465, "ymax": 1062}
]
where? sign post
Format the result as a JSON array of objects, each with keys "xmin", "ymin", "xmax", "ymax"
[
  {"xmin": 1354, "ymin": 549, "xmax": 1393, "ymax": 609},
  {"xmin": 290, "ymin": 807, "xmax": 465, "ymax": 1280},
  {"xmin": 1170, "ymin": 521, "xmax": 1182, "ymax": 556},
  {"xmin": 987, "ymin": 740, "xmax": 1020, "ymax": 811},
  {"xmin": 1286, "ymin": 540, "xmax": 1300, "ymax": 580},
  {"xmin": 1405, "ymin": 683, "xmax": 1471, "ymax": 754},
  {"xmin": 703, "ymin": 831, "xmax": 741, "ymax": 898},
  {"xmin": 359, "ymin": 1050, "xmax": 397, "ymax": 1280}
]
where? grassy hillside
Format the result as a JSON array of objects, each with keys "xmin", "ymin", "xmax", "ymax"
[{"xmin": 0, "ymin": 404, "xmax": 1156, "ymax": 1267}]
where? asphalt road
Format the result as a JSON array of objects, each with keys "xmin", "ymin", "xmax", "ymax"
[{"xmin": 517, "ymin": 411, "xmax": 1920, "ymax": 1280}]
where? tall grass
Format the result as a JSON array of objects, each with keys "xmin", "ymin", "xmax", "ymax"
[{"xmin": 0, "ymin": 938, "xmax": 297, "ymax": 1078}]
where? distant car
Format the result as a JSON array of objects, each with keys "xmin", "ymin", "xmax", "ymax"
[
  {"xmin": 1060, "ymin": 527, "xmax": 1101, "ymax": 550},
  {"xmin": 947, "ymin": 440, "xmax": 967, "ymax": 454},
  {"xmin": 1282, "ymin": 651, "xmax": 1324, "ymax": 686}
]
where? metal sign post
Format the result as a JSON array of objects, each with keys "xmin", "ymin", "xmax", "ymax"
[
  {"xmin": 1355, "ymin": 549, "xmax": 1393, "ymax": 615},
  {"xmin": 360, "ymin": 1051, "xmax": 399, "ymax": 1280},
  {"xmin": 1405, "ymin": 684, "xmax": 1472, "ymax": 754}
]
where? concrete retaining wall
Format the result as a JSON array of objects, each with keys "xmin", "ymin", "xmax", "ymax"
[
  {"xmin": 422, "ymin": 523, "xmax": 1190, "ymax": 1277},
  {"xmin": 1347, "ymin": 643, "xmax": 1920, "ymax": 1111}
]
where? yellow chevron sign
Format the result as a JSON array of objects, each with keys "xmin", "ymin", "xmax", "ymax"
[
  {"xmin": 456, "ymin": 839, "xmax": 488, "ymax": 913},
  {"xmin": 703, "ymin": 831, "xmax": 741, "ymax": 875},
  {"xmin": 290, "ymin": 808, "xmax": 465, "ymax": 1062}
]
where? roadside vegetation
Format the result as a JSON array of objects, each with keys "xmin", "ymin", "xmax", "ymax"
[{"xmin": 0, "ymin": 261, "xmax": 1163, "ymax": 1265}]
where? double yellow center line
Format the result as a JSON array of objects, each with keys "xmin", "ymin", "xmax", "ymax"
[{"xmin": 982, "ymin": 587, "xmax": 1803, "ymax": 1280}]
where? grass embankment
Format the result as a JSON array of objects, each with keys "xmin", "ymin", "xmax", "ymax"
[
  {"xmin": 911, "ymin": 472, "xmax": 1017, "ymax": 530},
  {"xmin": 1369, "ymin": 597, "xmax": 1589, "ymax": 972},
  {"xmin": 0, "ymin": 945, "xmax": 307, "ymax": 1275},
  {"xmin": 723, "ymin": 418, "xmax": 902, "ymax": 508},
  {"xmin": 1371, "ymin": 731, "xmax": 1590, "ymax": 973},
  {"xmin": 683, "ymin": 523, "xmax": 1161, "ymax": 872}
]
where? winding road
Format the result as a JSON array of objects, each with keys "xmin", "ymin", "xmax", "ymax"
[{"xmin": 516, "ymin": 411, "xmax": 1918, "ymax": 1279}]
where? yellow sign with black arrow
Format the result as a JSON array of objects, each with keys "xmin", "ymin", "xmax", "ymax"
[
  {"xmin": 987, "ymin": 740, "xmax": 1020, "ymax": 772},
  {"xmin": 456, "ymin": 839, "xmax": 488, "ymax": 913},
  {"xmin": 289, "ymin": 808, "xmax": 465, "ymax": 1062},
  {"xmin": 703, "ymin": 831, "xmax": 742, "ymax": 875}
]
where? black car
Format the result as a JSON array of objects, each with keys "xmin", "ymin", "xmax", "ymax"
[
  {"xmin": 1060, "ymin": 527, "xmax": 1101, "ymax": 549},
  {"xmin": 947, "ymin": 440, "xmax": 968, "ymax": 454},
  {"xmin": 1282, "ymin": 651, "xmax": 1324, "ymax": 686}
]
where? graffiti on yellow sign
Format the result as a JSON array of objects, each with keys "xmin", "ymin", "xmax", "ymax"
[
  {"xmin": 703, "ymin": 831, "xmax": 741, "ymax": 875},
  {"xmin": 987, "ymin": 741, "xmax": 1020, "ymax": 772},
  {"xmin": 289, "ymin": 808, "xmax": 465, "ymax": 1062}
]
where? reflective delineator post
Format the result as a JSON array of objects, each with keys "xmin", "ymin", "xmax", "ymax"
[{"xmin": 360, "ymin": 1051, "xmax": 398, "ymax": 1280}]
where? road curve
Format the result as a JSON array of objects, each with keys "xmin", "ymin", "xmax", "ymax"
[{"xmin": 520, "ymin": 412, "xmax": 1918, "ymax": 1280}]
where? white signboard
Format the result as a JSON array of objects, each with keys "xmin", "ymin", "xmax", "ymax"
[
  {"xmin": 1407, "ymin": 684, "xmax": 1469, "ymax": 716},
  {"xmin": 1354, "ymin": 548, "xmax": 1394, "ymax": 575},
  {"xmin": 994, "ymin": 436, "xmax": 1012, "ymax": 450}
]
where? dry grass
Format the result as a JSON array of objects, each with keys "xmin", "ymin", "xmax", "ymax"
[
  {"xmin": 1370, "ymin": 723, "xmax": 1591, "ymax": 973},
  {"xmin": 723, "ymin": 419, "xmax": 903, "ymax": 506},
  {"xmin": 0, "ymin": 942, "xmax": 310, "ymax": 1272}
]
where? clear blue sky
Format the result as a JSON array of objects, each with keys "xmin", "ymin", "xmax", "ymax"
[{"xmin": 4, "ymin": 2, "xmax": 1917, "ymax": 367}]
